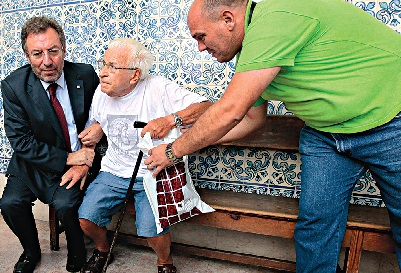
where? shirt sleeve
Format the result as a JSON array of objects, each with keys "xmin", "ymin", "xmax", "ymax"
[
  {"xmin": 236, "ymin": 10, "xmax": 320, "ymax": 72},
  {"xmin": 161, "ymin": 77, "xmax": 208, "ymax": 113}
]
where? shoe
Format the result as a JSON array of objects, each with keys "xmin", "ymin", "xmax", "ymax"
[
  {"xmin": 158, "ymin": 264, "xmax": 177, "ymax": 273},
  {"xmin": 80, "ymin": 249, "xmax": 114, "ymax": 273},
  {"xmin": 66, "ymin": 251, "xmax": 86, "ymax": 272},
  {"xmin": 13, "ymin": 252, "xmax": 41, "ymax": 273}
]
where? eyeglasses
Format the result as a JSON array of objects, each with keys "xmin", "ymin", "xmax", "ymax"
[
  {"xmin": 28, "ymin": 47, "xmax": 63, "ymax": 60},
  {"xmin": 97, "ymin": 60, "xmax": 137, "ymax": 72}
]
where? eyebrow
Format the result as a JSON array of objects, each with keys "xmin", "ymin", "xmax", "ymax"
[
  {"xmin": 192, "ymin": 33, "xmax": 204, "ymax": 39},
  {"xmin": 31, "ymin": 45, "xmax": 62, "ymax": 52}
]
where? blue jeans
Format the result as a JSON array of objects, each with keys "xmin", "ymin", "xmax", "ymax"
[{"xmin": 294, "ymin": 112, "xmax": 401, "ymax": 273}]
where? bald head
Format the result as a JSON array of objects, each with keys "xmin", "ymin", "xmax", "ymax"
[
  {"xmin": 193, "ymin": 0, "xmax": 248, "ymax": 19},
  {"xmin": 187, "ymin": 0, "xmax": 247, "ymax": 63}
]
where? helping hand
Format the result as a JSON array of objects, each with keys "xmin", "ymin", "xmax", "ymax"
[{"xmin": 144, "ymin": 144, "xmax": 174, "ymax": 177}]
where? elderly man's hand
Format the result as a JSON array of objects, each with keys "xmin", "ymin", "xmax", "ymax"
[
  {"xmin": 79, "ymin": 123, "xmax": 104, "ymax": 147},
  {"xmin": 66, "ymin": 147, "xmax": 95, "ymax": 167},
  {"xmin": 141, "ymin": 116, "xmax": 173, "ymax": 139},
  {"xmin": 144, "ymin": 144, "xmax": 174, "ymax": 177},
  {"xmin": 60, "ymin": 165, "xmax": 89, "ymax": 190}
]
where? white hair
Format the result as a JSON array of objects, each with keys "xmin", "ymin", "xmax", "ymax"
[{"xmin": 108, "ymin": 38, "xmax": 154, "ymax": 79}]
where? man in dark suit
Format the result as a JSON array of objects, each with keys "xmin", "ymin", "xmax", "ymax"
[{"xmin": 0, "ymin": 16, "xmax": 100, "ymax": 273}]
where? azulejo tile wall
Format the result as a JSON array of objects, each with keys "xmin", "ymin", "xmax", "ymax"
[{"xmin": 0, "ymin": 0, "xmax": 400, "ymax": 207}]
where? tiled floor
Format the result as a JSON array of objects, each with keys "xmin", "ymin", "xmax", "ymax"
[{"xmin": 0, "ymin": 215, "xmax": 274, "ymax": 273}]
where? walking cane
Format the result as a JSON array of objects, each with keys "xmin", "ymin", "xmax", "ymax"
[{"xmin": 102, "ymin": 121, "xmax": 147, "ymax": 273}]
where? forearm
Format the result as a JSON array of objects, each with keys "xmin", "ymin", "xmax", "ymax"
[
  {"xmin": 214, "ymin": 102, "xmax": 267, "ymax": 144},
  {"xmin": 172, "ymin": 98, "xmax": 245, "ymax": 158},
  {"xmin": 175, "ymin": 101, "xmax": 213, "ymax": 127}
]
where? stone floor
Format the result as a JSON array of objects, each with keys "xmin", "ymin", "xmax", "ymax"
[{"xmin": 0, "ymin": 215, "xmax": 275, "ymax": 273}]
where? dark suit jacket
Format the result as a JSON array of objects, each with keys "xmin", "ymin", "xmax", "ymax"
[{"xmin": 1, "ymin": 61, "xmax": 100, "ymax": 203}]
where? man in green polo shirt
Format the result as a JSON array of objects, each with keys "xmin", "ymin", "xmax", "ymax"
[{"xmin": 144, "ymin": 0, "xmax": 401, "ymax": 272}]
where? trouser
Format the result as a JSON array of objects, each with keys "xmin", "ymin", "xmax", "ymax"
[
  {"xmin": 294, "ymin": 112, "xmax": 401, "ymax": 273},
  {"xmin": 0, "ymin": 174, "xmax": 85, "ymax": 259}
]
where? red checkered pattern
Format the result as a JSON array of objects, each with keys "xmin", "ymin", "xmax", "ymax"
[{"xmin": 155, "ymin": 161, "xmax": 202, "ymax": 228}]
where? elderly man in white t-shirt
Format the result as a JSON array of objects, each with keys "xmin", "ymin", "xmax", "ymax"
[{"xmin": 77, "ymin": 38, "xmax": 212, "ymax": 273}]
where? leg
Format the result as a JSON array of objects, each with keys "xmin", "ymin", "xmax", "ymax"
[
  {"xmin": 295, "ymin": 127, "xmax": 365, "ymax": 273},
  {"xmin": 349, "ymin": 112, "xmax": 401, "ymax": 270},
  {"xmin": 0, "ymin": 175, "xmax": 41, "ymax": 259},
  {"xmin": 147, "ymin": 233, "xmax": 173, "ymax": 265},
  {"xmin": 79, "ymin": 172, "xmax": 129, "ymax": 273},
  {"xmin": 80, "ymin": 218, "xmax": 109, "ymax": 252},
  {"xmin": 133, "ymin": 179, "xmax": 173, "ymax": 267},
  {"xmin": 50, "ymin": 179, "xmax": 86, "ymax": 271}
]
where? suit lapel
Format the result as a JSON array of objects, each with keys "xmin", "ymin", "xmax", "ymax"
[{"xmin": 64, "ymin": 63, "xmax": 85, "ymax": 132}]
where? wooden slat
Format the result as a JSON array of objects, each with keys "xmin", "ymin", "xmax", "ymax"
[
  {"xmin": 345, "ymin": 230, "xmax": 364, "ymax": 273},
  {"xmin": 347, "ymin": 204, "xmax": 390, "ymax": 231},
  {"xmin": 116, "ymin": 233, "xmax": 297, "ymax": 272},
  {"xmin": 188, "ymin": 210, "xmax": 296, "ymax": 238},
  {"xmin": 221, "ymin": 115, "xmax": 304, "ymax": 151},
  {"xmin": 197, "ymin": 188, "xmax": 299, "ymax": 220}
]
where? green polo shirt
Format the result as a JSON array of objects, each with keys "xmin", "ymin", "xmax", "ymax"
[{"xmin": 237, "ymin": 0, "xmax": 401, "ymax": 133}]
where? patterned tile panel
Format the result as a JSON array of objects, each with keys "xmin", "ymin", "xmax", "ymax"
[{"xmin": 1, "ymin": 0, "xmax": 400, "ymax": 207}]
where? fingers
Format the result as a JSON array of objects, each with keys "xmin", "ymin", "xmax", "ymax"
[
  {"xmin": 79, "ymin": 174, "xmax": 88, "ymax": 190},
  {"xmin": 152, "ymin": 166, "xmax": 163, "ymax": 177},
  {"xmin": 66, "ymin": 178, "xmax": 79, "ymax": 190},
  {"xmin": 60, "ymin": 176, "xmax": 69, "ymax": 187}
]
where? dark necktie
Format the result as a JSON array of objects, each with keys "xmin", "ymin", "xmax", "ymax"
[{"xmin": 48, "ymin": 83, "xmax": 71, "ymax": 152}]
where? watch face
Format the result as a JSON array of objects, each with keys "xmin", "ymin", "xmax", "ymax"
[
  {"xmin": 165, "ymin": 143, "xmax": 176, "ymax": 161},
  {"xmin": 166, "ymin": 150, "xmax": 175, "ymax": 160},
  {"xmin": 173, "ymin": 113, "xmax": 183, "ymax": 127}
]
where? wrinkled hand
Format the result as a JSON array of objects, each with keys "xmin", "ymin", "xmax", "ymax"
[
  {"xmin": 66, "ymin": 147, "xmax": 95, "ymax": 167},
  {"xmin": 79, "ymin": 123, "xmax": 104, "ymax": 147},
  {"xmin": 60, "ymin": 165, "xmax": 89, "ymax": 190},
  {"xmin": 144, "ymin": 144, "xmax": 174, "ymax": 177},
  {"xmin": 140, "ymin": 117, "xmax": 172, "ymax": 139}
]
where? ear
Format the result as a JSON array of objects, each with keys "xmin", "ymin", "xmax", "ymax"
[
  {"xmin": 24, "ymin": 53, "xmax": 31, "ymax": 64},
  {"xmin": 222, "ymin": 10, "xmax": 235, "ymax": 30},
  {"xmin": 129, "ymin": 69, "xmax": 142, "ymax": 84}
]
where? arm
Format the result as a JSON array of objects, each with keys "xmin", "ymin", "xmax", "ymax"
[
  {"xmin": 61, "ymin": 123, "xmax": 105, "ymax": 189},
  {"xmin": 78, "ymin": 122, "xmax": 104, "ymax": 147},
  {"xmin": 140, "ymin": 101, "xmax": 213, "ymax": 139},
  {"xmin": 145, "ymin": 67, "xmax": 281, "ymax": 176},
  {"xmin": 214, "ymin": 101, "xmax": 267, "ymax": 144},
  {"xmin": 2, "ymin": 79, "xmax": 69, "ymax": 173}
]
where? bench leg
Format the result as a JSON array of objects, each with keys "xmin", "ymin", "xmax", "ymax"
[
  {"xmin": 345, "ymin": 230, "xmax": 364, "ymax": 273},
  {"xmin": 49, "ymin": 206, "xmax": 60, "ymax": 251}
]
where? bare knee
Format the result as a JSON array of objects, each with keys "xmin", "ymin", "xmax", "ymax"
[{"xmin": 79, "ymin": 218, "xmax": 100, "ymax": 234}]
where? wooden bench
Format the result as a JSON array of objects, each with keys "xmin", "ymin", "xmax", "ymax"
[{"xmin": 49, "ymin": 115, "xmax": 395, "ymax": 272}]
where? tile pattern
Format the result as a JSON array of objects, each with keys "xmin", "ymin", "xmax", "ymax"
[{"xmin": 0, "ymin": 0, "xmax": 400, "ymax": 207}]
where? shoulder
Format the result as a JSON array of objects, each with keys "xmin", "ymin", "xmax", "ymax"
[
  {"xmin": 64, "ymin": 60, "xmax": 95, "ymax": 73},
  {"xmin": 2, "ymin": 64, "xmax": 31, "ymax": 84},
  {"xmin": 145, "ymin": 74, "xmax": 170, "ymax": 84}
]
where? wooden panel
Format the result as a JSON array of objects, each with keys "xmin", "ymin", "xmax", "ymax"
[
  {"xmin": 197, "ymin": 188, "xmax": 299, "ymax": 219},
  {"xmin": 221, "ymin": 115, "xmax": 304, "ymax": 151},
  {"xmin": 347, "ymin": 204, "xmax": 390, "ymax": 231},
  {"xmin": 345, "ymin": 230, "xmax": 364, "ymax": 273},
  {"xmin": 361, "ymin": 232, "xmax": 395, "ymax": 253},
  {"xmin": 49, "ymin": 206, "xmax": 60, "ymax": 251},
  {"xmin": 188, "ymin": 210, "xmax": 296, "ymax": 238},
  {"xmin": 117, "ymin": 233, "xmax": 297, "ymax": 272}
]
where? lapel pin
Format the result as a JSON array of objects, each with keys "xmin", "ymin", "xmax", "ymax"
[{"xmin": 77, "ymin": 85, "xmax": 81, "ymax": 89}]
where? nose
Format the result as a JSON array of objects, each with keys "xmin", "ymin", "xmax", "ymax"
[
  {"xmin": 197, "ymin": 41, "xmax": 207, "ymax": 52},
  {"xmin": 42, "ymin": 52, "xmax": 53, "ymax": 66},
  {"xmin": 99, "ymin": 66, "xmax": 108, "ymax": 77}
]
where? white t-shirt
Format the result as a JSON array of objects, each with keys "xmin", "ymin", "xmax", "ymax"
[{"xmin": 89, "ymin": 75, "xmax": 208, "ymax": 178}]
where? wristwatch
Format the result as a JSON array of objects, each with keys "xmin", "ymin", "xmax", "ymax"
[
  {"xmin": 165, "ymin": 142, "xmax": 183, "ymax": 162},
  {"xmin": 172, "ymin": 113, "xmax": 183, "ymax": 128}
]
